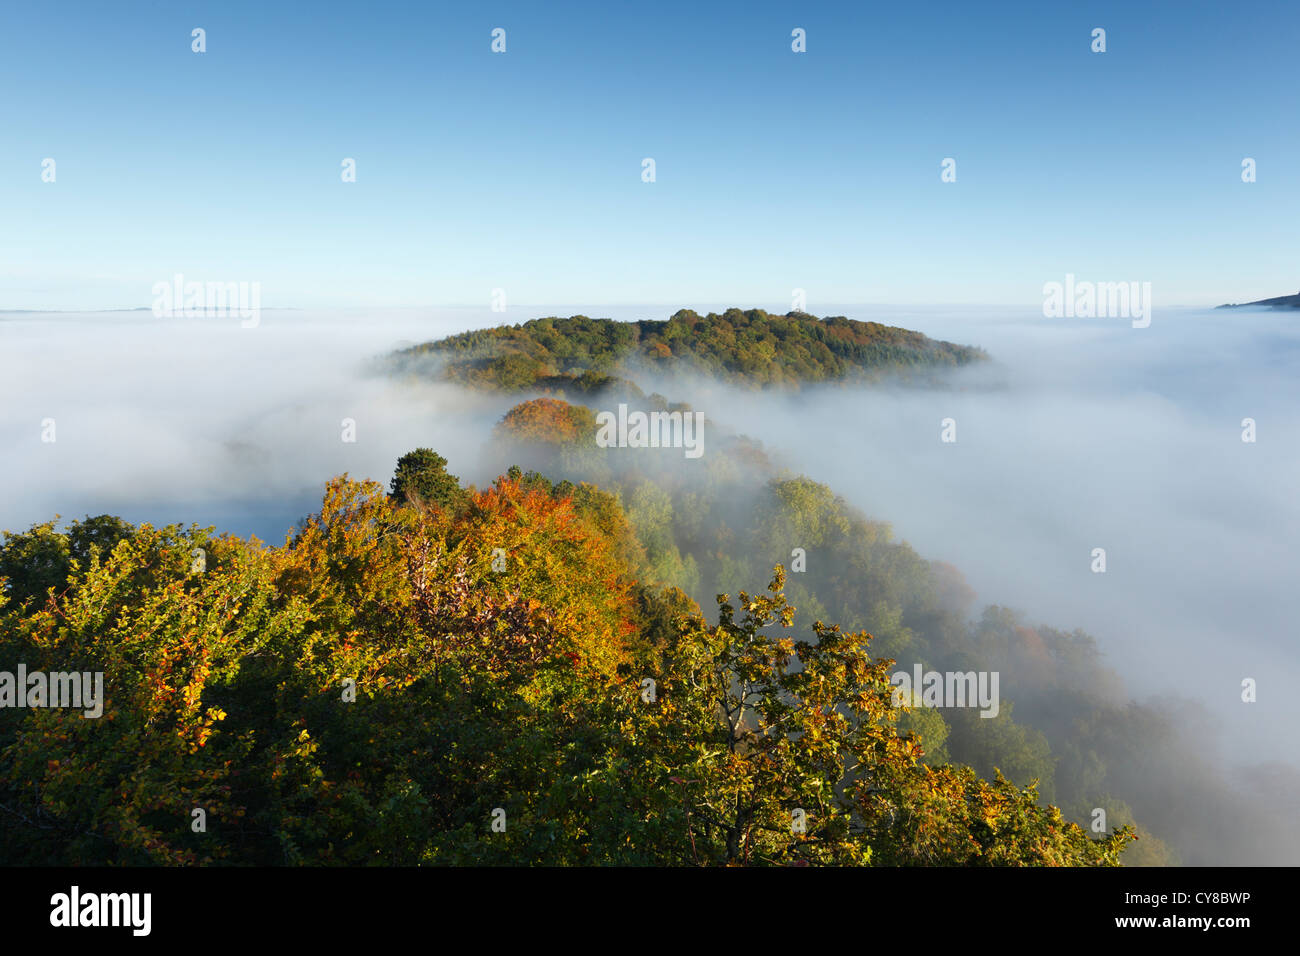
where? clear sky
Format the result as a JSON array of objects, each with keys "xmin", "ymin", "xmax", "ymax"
[{"xmin": 2, "ymin": 0, "xmax": 1297, "ymax": 310}]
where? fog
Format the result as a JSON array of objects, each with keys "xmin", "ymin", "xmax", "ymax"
[
  {"xmin": 687, "ymin": 306, "xmax": 1300, "ymax": 770},
  {"xmin": 0, "ymin": 308, "xmax": 516, "ymax": 542},
  {"xmin": 2, "ymin": 303, "xmax": 1297, "ymax": 862}
]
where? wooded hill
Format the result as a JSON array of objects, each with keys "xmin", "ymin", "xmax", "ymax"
[
  {"xmin": 392, "ymin": 308, "xmax": 988, "ymax": 392},
  {"xmin": 0, "ymin": 461, "xmax": 1131, "ymax": 866}
]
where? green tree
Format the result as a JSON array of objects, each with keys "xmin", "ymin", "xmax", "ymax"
[
  {"xmin": 390, "ymin": 448, "xmax": 467, "ymax": 511},
  {"xmin": 0, "ymin": 514, "xmax": 134, "ymax": 608}
]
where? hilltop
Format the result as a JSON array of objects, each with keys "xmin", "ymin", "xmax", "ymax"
[
  {"xmin": 391, "ymin": 308, "xmax": 987, "ymax": 392},
  {"xmin": 1217, "ymin": 289, "xmax": 1300, "ymax": 309}
]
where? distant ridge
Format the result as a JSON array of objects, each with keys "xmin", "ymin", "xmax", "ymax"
[
  {"xmin": 1217, "ymin": 290, "xmax": 1300, "ymax": 309},
  {"xmin": 0, "ymin": 307, "xmax": 152, "ymax": 314},
  {"xmin": 0, "ymin": 307, "xmax": 303, "ymax": 314},
  {"xmin": 390, "ymin": 308, "xmax": 988, "ymax": 392}
]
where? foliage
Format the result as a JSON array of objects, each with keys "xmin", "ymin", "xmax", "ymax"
[
  {"xmin": 0, "ymin": 457, "xmax": 1131, "ymax": 867},
  {"xmin": 393, "ymin": 309, "xmax": 988, "ymax": 392},
  {"xmin": 494, "ymin": 398, "xmax": 597, "ymax": 446},
  {"xmin": 484, "ymin": 396, "xmax": 1209, "ymax": 861},
  {"xmin": 0, "ymin": 514, "xmax": 135, "ymax": 608},
  {"xmin": 605, "ymin": 567, "xmax": 1131, "ymax": 866},
  {"xmin": 389, "ymin": 448, "xmax": 468, "ymax": 512}
]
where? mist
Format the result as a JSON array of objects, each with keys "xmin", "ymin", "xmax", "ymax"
[
  {"xmin": 685, "ymin": 306, "xmax": 1300, "ymax": 768},
  {"xmin": 0, "ymin": 308, "xmax": 518, "ymax": 542},
  {"xmin": 2, "ymin": 302, "xmax": 1297, "ymax": 863},
  {"xmin": 660, "ymin": 305, "xmax": 1299, "ymax": 866}
]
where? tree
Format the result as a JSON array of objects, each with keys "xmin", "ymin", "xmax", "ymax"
[
  {"xmin": 494, "ymin": 398, "xmax": 595, "ymax": 446},
  {"xmin": 390, "ymin": 449, "xmax": 467, "ymax": 511},
  {"xmin": 0, "ymin": 514, "xmax": 134, "ymax": 607},
  {"xmin": 0, "ymin": 477, "xmax": 1133, "ymax": 868},
  {"xmin": 626, "ymin": 566, "xmax": 1132, "ymax": 866}
]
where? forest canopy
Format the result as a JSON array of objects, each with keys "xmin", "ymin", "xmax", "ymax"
[
  {"xmin": 391, "ymin": 308, "xmax": 988, "ymax": 392},
  {"xmin": 0, "ymin": 458, "xmax": 1129, "ymax": 866}
]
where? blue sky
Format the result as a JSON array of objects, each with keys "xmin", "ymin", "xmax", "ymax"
[{"xmin": 2, "ymin": 0, "xmax": 1297, "ymax": 310}]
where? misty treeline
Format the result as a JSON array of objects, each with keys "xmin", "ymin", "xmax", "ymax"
[
  {"xmin": 483, "ymin": 392, "xmax": 1295, "ymax": 866},
  {"xmin": 0, "ymin": 457, "xmax": 1128, "ymax": 865},
  {"xmin": 396, "ymin": 310, "xmax": 1291, "ymax": 867}
]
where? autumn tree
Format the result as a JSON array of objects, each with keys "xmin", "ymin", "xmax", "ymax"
[
  {"xmin": 0, "ymin": 472, "xmax": 1131, "ymax": 868},
  {"xmin": 624, "ymin": 567, "xmax": 1133, "ymax": 866},
  {"xmin": 494, "ymin": 398, "xmax": 595, "ymax": 446}
]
